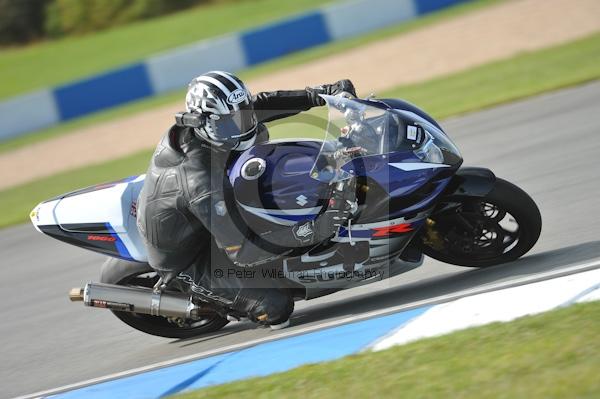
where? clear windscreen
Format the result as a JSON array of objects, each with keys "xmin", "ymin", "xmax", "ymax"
[
  {"xmin": 309, "ymin": 95, "xmax": 390, "ymax": 182},
  {"xmin": 309, "ymin": 95, "xmax": 461, "ymax": 183}
]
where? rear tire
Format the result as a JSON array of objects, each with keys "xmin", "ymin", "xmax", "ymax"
[
  {"xmin": 100, "ymin": 258, "xmax": 229, "ymax": 339},
  {"xmin": 422, "ymin": 178, "xmax": 541, "ymax": 267}
]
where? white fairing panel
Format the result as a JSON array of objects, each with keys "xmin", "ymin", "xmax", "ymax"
[
  {"xmin": 54, "ymin": 182, "xmax": 131, "ymax": 233},
  {"xmin": 30, "ymin": 199, "xmax": 60, "ymax": 231},
  {"xmin": 30, "ymin": 175, "xmax": 148, "ymax": 262}
]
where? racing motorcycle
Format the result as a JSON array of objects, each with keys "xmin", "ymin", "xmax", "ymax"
[{"xmin": 30, "ymin": 94, "xmax": 542, "ymax": 338}]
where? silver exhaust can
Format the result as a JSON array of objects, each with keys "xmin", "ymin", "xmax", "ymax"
[{"xmin": 76, "ymin": 282, "xmax": 198, "ymax": 319}]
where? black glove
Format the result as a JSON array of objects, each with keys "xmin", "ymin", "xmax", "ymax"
[{"xmin": 306, "ymin": 79, "xmax": 357, "ymax": 106}]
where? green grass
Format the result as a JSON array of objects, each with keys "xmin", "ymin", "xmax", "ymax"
[
  {"xmin": 0, "ymin": 0, "xmax": 503, "ymax": 154},
  {"xmin": 174, "ymin": 301, "xmax": 600, "ymax": 399},
  {"xmin": 2, "ymin": 33, "xmax": 600, "ymax": 229},
  {"xmin": 0, "ymin": 0, "xmax": 333, "ymax": 100}
]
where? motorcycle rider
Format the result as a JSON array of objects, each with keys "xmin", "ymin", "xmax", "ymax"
[{"xmin": 137, "ymin": 71, "xmax": 356, "ymax": 328}]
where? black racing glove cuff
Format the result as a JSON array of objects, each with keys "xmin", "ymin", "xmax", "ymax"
[{"xmin": 305, "ymin": 86, "xmax": 327, "ymax": 107}]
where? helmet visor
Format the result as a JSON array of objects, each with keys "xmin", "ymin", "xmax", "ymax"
[{"xmin": 210, "ymin": 108, "xmax": 257, "ymax": 142}]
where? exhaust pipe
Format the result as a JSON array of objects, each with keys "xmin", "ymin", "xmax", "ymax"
[{"xmin": 69, "ymin": 282, "xmax": 203, "ymax": 320}]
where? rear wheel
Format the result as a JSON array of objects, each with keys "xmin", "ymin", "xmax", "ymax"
[
  {"xmin": 100, "ymin": 258, "xmax": 229, "ymax": 339},
  {"xmin": 422, "ymin": 178, "xmax": 541, "ymax": 267}
]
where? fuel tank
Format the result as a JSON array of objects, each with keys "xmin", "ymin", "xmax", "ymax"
[{"xmin": 229, "ymin": 139, "xmax": 330, "ymax": 228}]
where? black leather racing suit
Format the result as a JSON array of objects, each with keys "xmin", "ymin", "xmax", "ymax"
[{"xmin": 137, "ymin": 89, "xmax": 339, "ymax": 324}]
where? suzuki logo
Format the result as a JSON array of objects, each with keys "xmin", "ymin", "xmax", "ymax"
[{"xmin": 296, "ymin": 195, "xmax": 308, "ymax": 206}]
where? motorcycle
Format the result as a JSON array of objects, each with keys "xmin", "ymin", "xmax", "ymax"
[{"xmin": 30, "ymin": 94, "xmax": 541, "ymax": 338}]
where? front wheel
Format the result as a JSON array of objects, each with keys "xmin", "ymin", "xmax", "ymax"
[
  {"xmin": 422, "ymin": 178, "xmax": 541, "ymax": 267},
  {"xmin": 100, "ymin": 258, "xmax": 229, "ymax": 339}
]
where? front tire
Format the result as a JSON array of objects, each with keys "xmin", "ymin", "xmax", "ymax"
[
  {"xmin": 422, "ymin": 178, "xmax": 541, "ymax": 267},
  {"xmin": 100, "ymin": 258, "xmax": 229, "ymax": 339}
]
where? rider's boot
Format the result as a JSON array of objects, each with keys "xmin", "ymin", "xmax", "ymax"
[
  {"xmin": 174, "ymin": 249, "xmax": 294, "ymax": 329},
  {"xmin": 231, "ymin": 287, "xmax": 294, "ymax": 328}
]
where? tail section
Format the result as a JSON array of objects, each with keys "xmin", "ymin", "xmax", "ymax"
[{"xmin": 30, "ymin": 175, "xmax": 148, "ymax": 262}]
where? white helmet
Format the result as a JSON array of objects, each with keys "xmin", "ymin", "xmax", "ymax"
[{"xmin": 186, "ymin": 71, "xmax": 258, "ymax": 151}]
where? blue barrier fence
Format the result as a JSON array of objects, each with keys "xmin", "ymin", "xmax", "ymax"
[{"xmin": 0, "ymin": 0, "xmax": 467, "ymax": 141}]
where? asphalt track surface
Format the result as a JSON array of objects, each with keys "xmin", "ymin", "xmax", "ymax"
[{"xmin": 2, "ymin": 82, "xmax": 600, "ymax": 398}]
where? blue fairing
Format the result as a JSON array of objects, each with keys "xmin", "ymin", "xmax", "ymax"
[
  {"xmin": 379, "ymin": 98, "xmax": 444, "ymax": 131},
  {"xmin": 341, "ymin": 151, "xmax": 453, "ymax": 218},
  {"xmin": 343, "ymin": 151, "xmax": 446, "ymax": 196},
  {"xmin": 229, "ymin": 98, "xmax": 461, "ymax": 228},
  {"xmin": 230, "ymin": 142, "xmax": 455, "ymax": 227}
]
